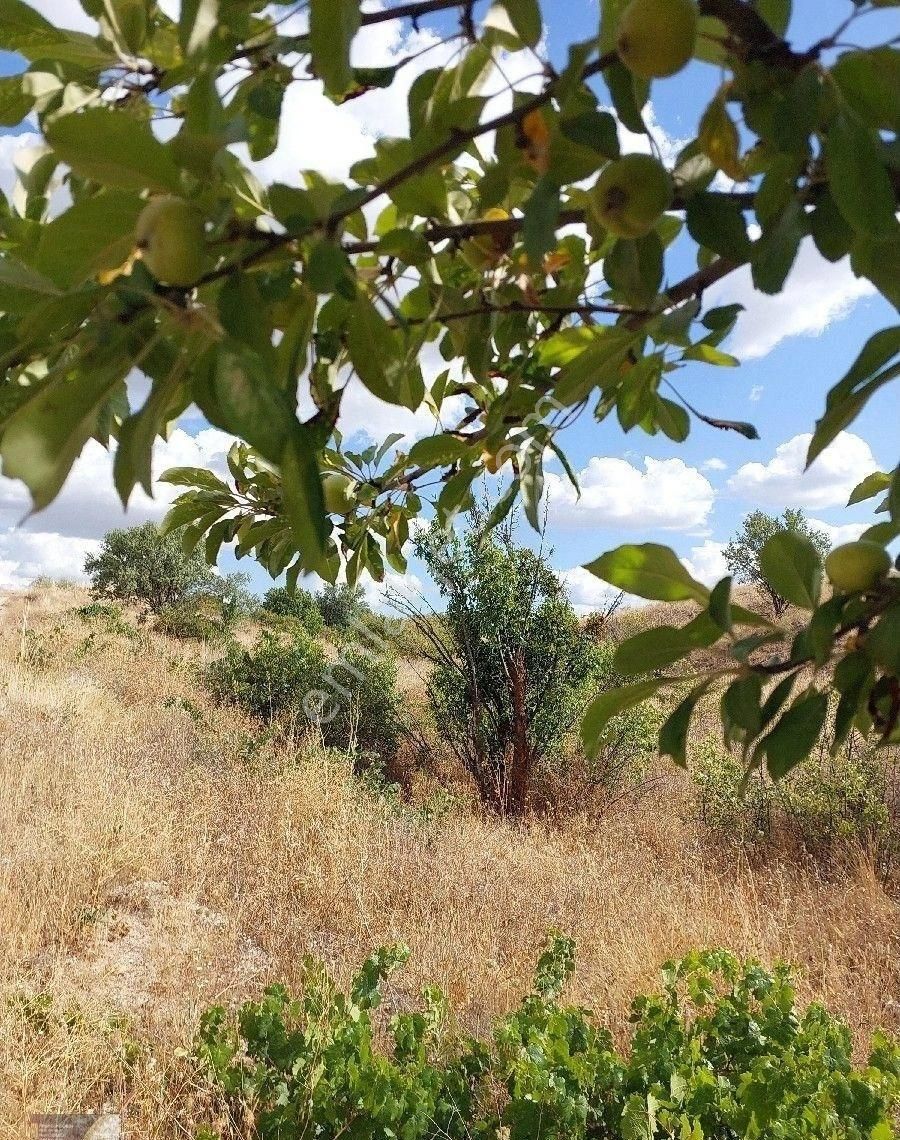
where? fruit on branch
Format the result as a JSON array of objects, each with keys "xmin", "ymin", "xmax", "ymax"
[
  {"xmin": 460, "ymin": 207, "xmax": 512, "ymax": 270},
  {"xmin": 592, "ymin": 154, "xmax": 673, "ymax": 238},
  {"xmin": 825, "ymin": 541, "xmax": 891, "ymax": 594},
  {"xmin": 135, "ymin": 196, "xmax": 206, "ymax": 286},
  {"xmin": 616, "ymin": 0, "xmax": 698, "ymax": 79},
  {"xmin": 322, "ymin": 472, "xmax": 357, "ymax": 516}
]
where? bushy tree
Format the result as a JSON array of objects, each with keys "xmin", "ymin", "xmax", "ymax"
[
  {"xmin": 84, "ymin": 522, "xmax": 217, "ymax": 614},
  {"xmin": 262, "ymin": 585, "xmax": 325, "ymax": 637},
  {"xmin": 403, "ymin": 513, "xmax": 599, "ymax": 816},
  {"xmin": 2, "ymin": 0, "xmax": 898, "ymax": 782},
  {"xmin": 205, "ymin": 630, "xmax": 400, "ymax": 760},
  {"xmin": 316, "ymin": 583, "xmax": 369, "ymax": 631},
  {"xmin": 724, "ymin": 510, "xmax": 831, "ymax": 616}
]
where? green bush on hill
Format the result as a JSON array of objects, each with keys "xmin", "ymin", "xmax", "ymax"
[{"xmin": 197, "ymin": 938, "xmax": 900, "ymax": 1140}]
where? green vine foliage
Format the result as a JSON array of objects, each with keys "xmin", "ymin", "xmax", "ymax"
[
  {"xmin": 0, "ymin": 0, "xmax": 898, "ymax": 778},
  {"xmin": 195, "ymin": 937, "xmax": 900, "ymax": 1139}
]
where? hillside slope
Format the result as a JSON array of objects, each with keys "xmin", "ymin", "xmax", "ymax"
[{"xmin": 1, "ymin": 584, "xmax": 898, "ymax": 1137}]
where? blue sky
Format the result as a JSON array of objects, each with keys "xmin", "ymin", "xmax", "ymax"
[{"xmin": 0, "ymin": 0, "xmax": 897, "ymax": 607}]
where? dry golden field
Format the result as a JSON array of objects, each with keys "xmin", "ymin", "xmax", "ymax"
[{"xmin": 1, "ymin": 584, "xmax": 898, "ymax": 1138}]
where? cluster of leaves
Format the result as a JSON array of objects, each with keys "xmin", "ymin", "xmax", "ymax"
[
  {"xmin": 203, "ymin": 629, "xmax": 401, "ymax": 760},
  {"xmin": 582, "ymin": 444, "xmax": 900, "ymax": 784},
  {"xmin": 196, "ymin": 937, "xmax": 900, "ymax": 1140},
  {"xmin": 692, "ymin": 735, "xmax": 900, "ymax": 873},
  {"xmin": 724, "ymin": 508, "xmax": 830, "ymax": 617},
  {"xmin": 261, "ymin": 585, "xmax": 325, "ymax": 637},
  {"xmin": 0, "ymin": 0, "xmax": 898, "ymax": 772},
  {"xmin": 398, "ymin": 512, "xmax": 602, "ymax": 815},
  {"xmin": 84, "ymin": 521, "xmax": 221, "ymax": 613}
]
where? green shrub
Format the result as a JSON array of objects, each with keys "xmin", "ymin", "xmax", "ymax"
[
  {"xmin": 693, "ymin": 738, "xmax": 900, "ymax": 873},
  {"xmin": 196, "ymin": 939, "xmax": 900, "ymax": 1140},
  {"xmin": 408, "ymin": 514, "xmax": 603, "ymax": 815},
  {"xmin": 84, "ymin": 522, "xmax": 219, "ymax": 614},
  {"xmin": 156, "ymin": 603, "xmax": 224, "ymax": 642},
  {"xmin": 261, "ymin": 586, "xmax": 325, "ymax": 637},
  {"xmin": 204, "ymin": 631, "xmax": 326, "ymax": 722},
  {"xmin": 316, "ymin": 644, "xmax": 401, "ymax": 762},
  {"xmin": 204, "ymin": 633, "xmax": 400, "ymax": 761},
  {"xmin": 316, "ymin": 582, "xmax": 368, "ymax": 630}
]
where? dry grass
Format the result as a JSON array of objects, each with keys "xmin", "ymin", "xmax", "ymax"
[{"xmin": 1, "ymin": 584, "xmax": 898, "ymax": 1137}]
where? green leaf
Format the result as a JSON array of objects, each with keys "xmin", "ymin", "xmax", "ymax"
[
  {"xmin": 833, "ymin": 48, "xmax": 900, "ymax": 133},
  {"xmin": 685, "ymin": 193, "xmax": 751, "ymax": 263},
  {"xmin": 114, "ymin": 367, "xmax": 186, "ymax": 503},
  {"xmin": 347, "ymin": 294, "xmax": 425, "ymax": 409},
  {"xmin": 603, "ymin": 59, "xmax": 647, "ymax": 136},
  {"xmin": 45, "ymin": 109, "xmax": 182, "ymax": 193},
  {"xmin": 585, "ymin": 543, "xmax": 710, "ymax": 604},
  {"xmin": 708, "ymin": 575, "xmax": 732, "ymax": 633},
  {"xmin": 605, "ymin": 233, "xmax": 663, "ymax": 307},
  {"xmin": 659, "ymin": 679, "xmax": 714, "ymax": 767},
  {"xmin": 762, "ymin": 689, "xmax": 828, "ymax": 779},
  {"xmin": 847, "ymin": 470, "xmax": 891, "ymax": 506},
  {"xmin": 655, "ymin": 397, "xmax": 690, "ymax": 443},
  {"xmin": 179, "ymin": 0, "xmax": 219, "ymax": 57},
  {"xmin": 825, "ymin": 113, "xmax": 899, "ymax": 239},
  {"xmin": 582, "ymin": 677, "xmax": 671, "ymax": 759},
  {"xmin": 0, "ymin": 361, "xmax": 127, "ymax": 511},
  {"xmin": 751, "ymin": 200, "xmax": 804, "ymax": 295},
  {"xmin": 614, "ymin": 611, "xmax": 721, "ymax": 676},
  {"xmin": 282, "ymin": 428, "xmax": 328, "ymax": 572},
  {"xmin": 194, "ymin": 343, "xmax": 297, "ymax": 464},
  {"xmin": 32, "ymin": 191, "xmax": 144, "ymax": 288},
  {"xmin": 407, "ymin": 435, "xmax": 469, "ymax": 468},
  {"xmin": 520, "ymin": 443, "xmax": 544, "ymax": 532},
  {"xmin": 0, "ymin": 0, "xmax": 116, "ymax": 68},
  {"xmin": 807, "ymin": 326, "xmax": 900, "ymax": 465},
  {"xmin": 493, "ymin": 0, "xmax": 542, "ymax": 47},
  {"xmin": 523, "ymin": 175, "xmax": 561, "ymax": 266},
  {"xmin": 759, "ymin": 531, "xmax": 822, "ymax": 610},
  {"xmin": 549, "ymin": 327, "xmax": 639, "ymax": 405},
  {"xmin": 867, "ymin": 608, "xmax": 900, "ymax": 674},
  {"xmin": 0, "ymin": 74, "xmax": 33, "ymax": 126},
  {"xmin": 310, "ymin": 0, "xmax": 362, "ymax": 96}
]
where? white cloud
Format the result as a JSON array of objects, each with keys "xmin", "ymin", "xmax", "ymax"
[
  {"xmin": 702, "ymin": 457, "xmax": 727, "ymax": 472},
  {"xmin": 360, "ymin": 568, "xmax": 426, "ymax": 614},
  {"xmin": 27, "ymin": 0, "xmax": 96, "ymax": 32},
  {"xmin": 707, "ymin": 240, "xmax": 877, "ymax": 361},
  {"xmin": 559, "ymin": 565, "xmax": 627, "ymax": 615},
  {"xmin": 683, "ymin": 540, "xmax": 728, "ymax": 587},
  {"xmin": 0, "ymin": 428, "xmax": 235, "ymax": 584},
  {"xmin": 749, "ymin": 385, "xmax": 763, "ymax": 402},
  {"xmin": 807, "ymin": 518, "xmax": 868, "ymax": 548},
  {"xmin": 545, "ymin": 455, "xmax": 715, "ymax": 532},
  {"xmin": 728, "ymin": 431, "xmax": 878, "ymax": 511},
  {"xmin": 0, "ymin": 530, "xmax": 99, "ymax": 587}
]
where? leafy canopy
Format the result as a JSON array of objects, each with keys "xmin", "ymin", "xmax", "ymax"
[
  {"xmin": 84, "ymin": 521, "xmax": 219, "ymax": 613},
  {"xmin": 724, "ymin": 509, "xmax": 830, "ymax": 616},
  {"xmin": 1, "ymin": 0, "xmax": 899, "ymax": 779}
]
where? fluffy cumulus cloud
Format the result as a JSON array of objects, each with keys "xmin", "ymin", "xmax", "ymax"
[
  {"xmin": 558, "ymin": 565, "xmax": 626, "ymax": 615},
  {"xmin": 807, "ymin": 518, "xmax": 868, "ymax": 548},
  {"xmin": 683, "ymin": 540, "xmax": 728, "ymax": 587},
  {"xmin": 727, "ymin": 431, "xmax": 878, "ymax": 511},
  {"xmin": 0, "ymin": 428, "xmax": 235, "ymax": 586},
  {"xmin": 545, "ymin": 455, "xmax": 716, "ymax": 532},
  {"xmin": 707, "ymin": 240, "xmax": 876, "ymax": 361}
]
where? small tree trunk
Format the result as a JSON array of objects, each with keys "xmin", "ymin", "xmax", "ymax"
[{"xmin": 502, "ymin": 650, "xmax": 533, "ymax": 817}]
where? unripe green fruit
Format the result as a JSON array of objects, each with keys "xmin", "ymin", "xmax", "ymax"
[
  {"xmin": 135, "ymin": 196, "xmax": 206, "ymax": 286},
  {"xmin": 617, "ymin": 0, "xmax": 697, "ymax": 80},
  {"xmin": 825, "ymin": 541, "xmax": 891, "ymax": 593},
  {"xmin": 592, "ymin": 154, "xmax": 673, "ymax": 238},
  {"xmin": 322, "ymin": 472, "xmax": 356, "ymax": 516}
]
